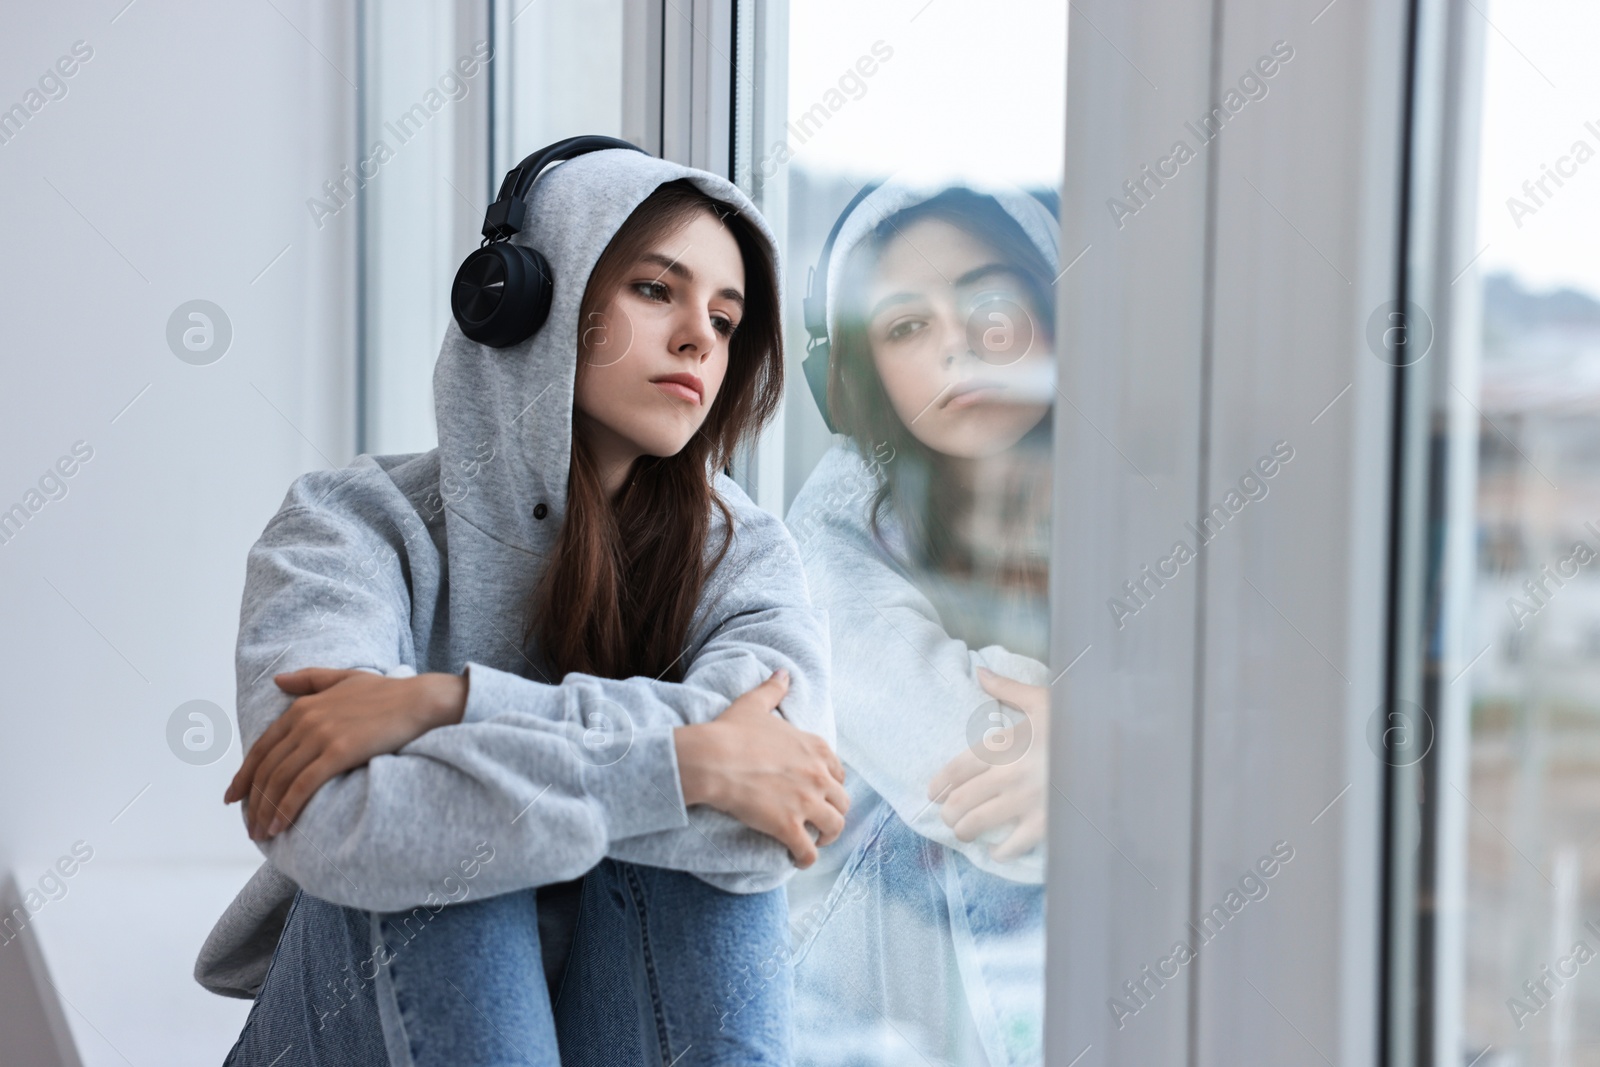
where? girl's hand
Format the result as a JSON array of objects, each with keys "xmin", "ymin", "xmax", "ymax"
[
  {"xmin": 673, "ymin": 670, "xmax": 851, "ymax": 869},
  {"xmin": 927, "ymin": 667, "xmax": 1049, "ymax": 862},
  {"xmin": 224, "ymin": 667, "xmax": 467, "ymax": 841}
]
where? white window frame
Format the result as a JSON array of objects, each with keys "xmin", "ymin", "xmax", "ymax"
[
  {"xmin": 1393, "ymin": 0, "xmax": 1490, "ymax": 1063},
  {"xmin": 652, "ymin": 0, "xmax": 790, "ymax": 515},
  {"xmin": 1050, "ymin": 1, "xmax": 1414, "ymax": 1063}
]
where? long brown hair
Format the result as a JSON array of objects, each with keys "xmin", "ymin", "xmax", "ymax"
[
  {"xmin": 523, "ymin": 178, "xmax": 783, "ymax": 682},
  {"xmin": 826, "ymin": 188, "xmax": 1057, "ymax": 581}
]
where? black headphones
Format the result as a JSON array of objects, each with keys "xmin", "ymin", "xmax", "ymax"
[
  {"xmin": 452, "ymin": 134, "xmax": 651, "ymax": 348},
  {"xmin": 800, "ymin": 182, "xmax": 882, "ymax": 434}
]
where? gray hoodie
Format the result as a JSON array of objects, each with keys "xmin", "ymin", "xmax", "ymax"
[{"xmin": 193, "ymin": 148, "xmax": 833, "ymax": 1000}]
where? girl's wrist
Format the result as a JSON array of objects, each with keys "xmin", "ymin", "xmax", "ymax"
[
  {"xmin": 414, "ymin": 672, "xmax": 468, "ymax": 729},
  {"xmin": 674, "ymin": 722, "xmax": 725, "ymax": 808}
]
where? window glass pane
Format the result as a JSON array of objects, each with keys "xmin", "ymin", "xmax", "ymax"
[
  {"xmin": 491, "ymin": 0, "xmax": 625, "ymax": 176},
  {"xmin": 360, "ymin": 0, "xmax": 624, "ymax": 455},
  {"xmin": 1458, "ymin": 0, "xmax": 1600, "ymax": 1060},
  {"xmin": 750, "ymin": 4, "xmax": 1065, "ymax": 1062},
  {"xmin": 360, "ymin": 0, "xmax": 491, "ymax": 454}
]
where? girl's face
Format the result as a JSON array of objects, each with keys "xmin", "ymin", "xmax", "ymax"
[
  {"xmin": 573, "ymin": 210, "xmax": 744, "ymax": 484},
  {"xmin": 864, "ymin": 217, "xmax": 1052, "ymax": 458}
]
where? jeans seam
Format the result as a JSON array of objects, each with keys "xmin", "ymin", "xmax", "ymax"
[
  {"xmin": 372, "ymin": 913, "xmax": 418, "ymax": 1067},
  {"xmin": 255, "ymin": 889, "xmax": 305, "ymax": 1002},
  {"xmin": 621, "ymin": 863, "xmax": 675, "ymax": 1064},
  {"xmin": 221, "ymin": 890, "xmax": 306, "ymax": 1066},
  {"xmin": 551, "ymin": 882, "xmax": 585, "ymax": 1015}
]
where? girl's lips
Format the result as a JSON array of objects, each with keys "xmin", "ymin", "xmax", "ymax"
[
  {"xmin": 944, "ymin": 383, "xmax": 1005, "ymax": 409},
  {"xmin": 653, "ymin": 379, "xmax": 702, "ymax": 404}
]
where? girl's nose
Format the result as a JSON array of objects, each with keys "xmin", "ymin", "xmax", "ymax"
[
  {"xmin": 675, "ymin": 317, "xmax": 717, "ymax": 360},
  {"xmin": 941, "ymin": 321, "xmax": 977, "ymax": 368}
]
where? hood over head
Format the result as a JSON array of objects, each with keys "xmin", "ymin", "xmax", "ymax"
[
  {"xmin": 817, "ymin": 174, "xmax": 1060, "ymax": 349},
  {"xmin": 428, "ymin": 147, "xmax": 783, "ymax": 675}
]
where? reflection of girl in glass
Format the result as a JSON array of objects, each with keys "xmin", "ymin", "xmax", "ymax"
[{"xmin": 784, "ymin": 180, "xmax": 1058, "ymax": 1067}]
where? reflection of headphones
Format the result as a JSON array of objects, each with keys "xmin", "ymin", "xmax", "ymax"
[
  {"xmin": 800, "ymin": 183, "xmax": 1062, "ymax": 434},
  {"xmin": 452, "ymin": 134, "xmax": 650, "ymax": 348},
  {"xmin": 800, "ymin": 182, "xmax": 882, "ymax": 433}
]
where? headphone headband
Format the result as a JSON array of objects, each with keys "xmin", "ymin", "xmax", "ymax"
[
  {"xmin": 480, "ymin": 134, "xmax": 649, "ymax": 242},
  {"xmin": 453, "ymin": 134, "xmax": 650, "ymax": 348},
  {"xmin": 801, "ymin": 181, "xmax": 883, "ymax": 345},
  {"xmin": 801, "ymin": 182, "xmax": 882, "ymax": 434}
]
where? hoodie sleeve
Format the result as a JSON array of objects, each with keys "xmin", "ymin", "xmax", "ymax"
[
  {"xmin": 795, "ymin": 502, "xmax": 1046, "ymax": 885},
  {"xmin": 236, "ymin": 485, "xmax": 690, "ymax": 914},
  {"xmin": 454, "ymin": 500, "xmax": 835, "ymax": 894},
  {"xmin": 242, "ymin": 479, "xmax": 831, "ymax": 908}
]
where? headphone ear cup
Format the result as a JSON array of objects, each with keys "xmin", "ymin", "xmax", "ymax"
[
  {"xmin": 801, "ymin": 341, "xmax": 837, "ymax": 435},
  {"xmin": 451, "ymin": 242, "xmax": 554, "ymax": 348}
]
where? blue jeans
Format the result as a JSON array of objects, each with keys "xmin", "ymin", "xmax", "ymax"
[{"xmin": 222, "ymin": 859, "xmax": 792, "ymax": 1066}]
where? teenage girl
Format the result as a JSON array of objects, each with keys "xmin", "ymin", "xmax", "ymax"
[
  {"xmin": 196, "ymin": 138, "xmax": 847, "ymax": 1066},
  {"xmin": 783, "ymin": 180, "xmax": 1058, "ymax": 1066}
]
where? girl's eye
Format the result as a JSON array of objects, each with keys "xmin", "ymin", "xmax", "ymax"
[
  {"xmin": 633, "ymin": 281, "xmax": 670, "ymax": 301},
  {"xmin": 713, "ymin": 316, "xmax": 738, "ymax": 338},
  {"xmin": 884, "ymin": 319, "xmax": 926, "ymax": 342}
]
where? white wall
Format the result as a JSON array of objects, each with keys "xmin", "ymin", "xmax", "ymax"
[{"xmin": 0, "ymin": 0, "xmax": 357, "ymax": 1060}]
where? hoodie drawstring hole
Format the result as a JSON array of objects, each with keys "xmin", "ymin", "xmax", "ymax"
[{"xmin": 534, "ymin": 502, "xmax": 549, "ymax": 520}]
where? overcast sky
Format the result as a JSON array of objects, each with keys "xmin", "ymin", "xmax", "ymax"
[
  {"xmin": 1475, "ymin": 0, "xmax": 1600, "ymax": 299},
  {"xmin": 786, "ymin": 0, "xmax": 1585, "ymax": 299},
  {"xmin": 785, "ymin": 0, "xmax": 1067, "ymax": 188}
]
